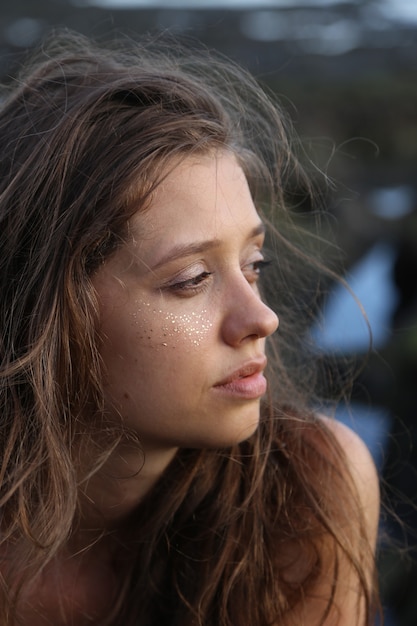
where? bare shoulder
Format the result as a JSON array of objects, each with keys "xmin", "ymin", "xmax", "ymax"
[
  {"xmin": 319, "ymin": 414, "xmax": 380, "ymax": 545},
  {"xmin": 274, "ymin": 414, "xmax": 380, "ymax": 625}
]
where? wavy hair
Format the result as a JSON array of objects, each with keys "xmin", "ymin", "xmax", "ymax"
[{"xmin": 0, "ymin": 31, "xmax": 376, "ymax": 624}]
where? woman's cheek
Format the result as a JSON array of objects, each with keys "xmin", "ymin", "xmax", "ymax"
[{"xmin": 131, "ymin": 300, "xmax": 214, "ymax": 349}]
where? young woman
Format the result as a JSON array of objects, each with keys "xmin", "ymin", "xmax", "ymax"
[{"xmin": 0, "ymin": 32, "xmax": 379, "ymax": 625}]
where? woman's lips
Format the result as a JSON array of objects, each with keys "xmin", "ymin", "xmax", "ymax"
[{"xmin": 213, "ymin": 358, "xmax": 267, "ymax": 399}]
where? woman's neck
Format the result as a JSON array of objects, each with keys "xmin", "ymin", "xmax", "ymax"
[{"xmin": 78, "ymin": 440, "xmax": 178, "ymax": 530}]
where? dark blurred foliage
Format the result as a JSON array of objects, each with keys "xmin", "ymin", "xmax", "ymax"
[{"xmin": 0, "ymin": 1, "xmax": 416, "ymax": 624}]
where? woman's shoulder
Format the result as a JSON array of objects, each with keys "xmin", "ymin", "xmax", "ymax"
[
  {"xmin": 319, "ymin": 413, "xmax": 380, "ymax": 538},
  {"xmin": 275, "ymin": 414, "xmax": 381, "ymax": 625},
  {"xmin": 275, "ymin": 409, "xmax": 380, "ymax": 543}
]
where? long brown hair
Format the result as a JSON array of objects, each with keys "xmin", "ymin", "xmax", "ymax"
[{"xmin": 0, "ymin": 31, "xmax": 376, "ymax": 624}]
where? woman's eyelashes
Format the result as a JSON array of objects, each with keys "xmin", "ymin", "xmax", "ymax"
[
  {"xmin": 164, "ymin": 256, "xmax": 273, "ymax": 296},
  {"xmin": 244, "ymin": 259, "xmax": 272, "ymax": 283},
  {"xmin": 167, "ymin": 271, "xmax": 213, "ymax": 295}
]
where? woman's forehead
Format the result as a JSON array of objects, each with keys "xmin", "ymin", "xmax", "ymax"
[
  {"xmin": 121, "ymin": 152, "xmax": 262, "ymax": 268},
  {"xmin": 128, "ymin": 152, "xmax": 254, "ymax": 230}
]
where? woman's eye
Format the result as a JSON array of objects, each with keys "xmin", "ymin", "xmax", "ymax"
[
  {"xmin": 245, "ymin": 259, "xmax": 272, "ymax": 282},
  {"xmin": 167, "ymin": 271, "xmax": 212, "ymax": 294}
]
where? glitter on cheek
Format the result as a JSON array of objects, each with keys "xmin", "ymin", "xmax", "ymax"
[
  {"xmin": 132, "ymin": 301, "xmax": 213, "ymax": 348},
  {"xmin": 161, "ymin": 310, "xmax": 214, "ymax": 347}
]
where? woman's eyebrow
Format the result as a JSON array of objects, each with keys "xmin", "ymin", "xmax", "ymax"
[{"xmin": 150, "ymin": 222, "xmax": 265, "ymax": 271}]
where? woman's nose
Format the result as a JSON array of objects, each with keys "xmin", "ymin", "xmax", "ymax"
[{"xmin": 221, "ymin": 280, "xmax": 279, "ymax": 346}]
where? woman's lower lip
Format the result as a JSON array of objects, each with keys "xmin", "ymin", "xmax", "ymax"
[{"xmin": 213, "ymin": 372, "xmax": 267, "ymax": 399}]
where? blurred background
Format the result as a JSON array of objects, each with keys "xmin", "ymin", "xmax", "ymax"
[{"xmin": 0, "ymin": 1, "xmax": 416, "ymax": 624}]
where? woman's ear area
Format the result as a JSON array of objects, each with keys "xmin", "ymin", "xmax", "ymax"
[{"xmin": 320, "ymin": 414, "xmax": 381, "ymax": 547}]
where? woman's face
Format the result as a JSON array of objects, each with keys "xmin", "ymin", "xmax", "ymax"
[{"xmin": 93, "ymin": 151, "xmax": 278, "ymax": 457}]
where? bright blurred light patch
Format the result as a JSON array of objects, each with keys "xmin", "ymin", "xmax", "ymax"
[
  {"xmin": 311, "ymin": 243, "xmax": 399, "ymax": 353},
  {"xmin": 241, "ymin": 10, "xmax": 361, "ymax": 54},
  {"xmin": 5, "ymin": 18, "xmax": 44, "ymax": 47},
  {"xmin": 380, "ymin": 0, "xmax": 417, "ymax": 25},
  {"xmin": 297, "ymin": 18, "xmax": 361, "ymax": 55},
  {"xmin": 77, "ymin": 0, "xmax": 359, "ymax": 8},
  {"xmin": 240, "ymin": 11, "xmax": 290, "ymax": 42},
  {"xmin": 368, "ymin": 186, "xmax": 415, "ymax": 220}
]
